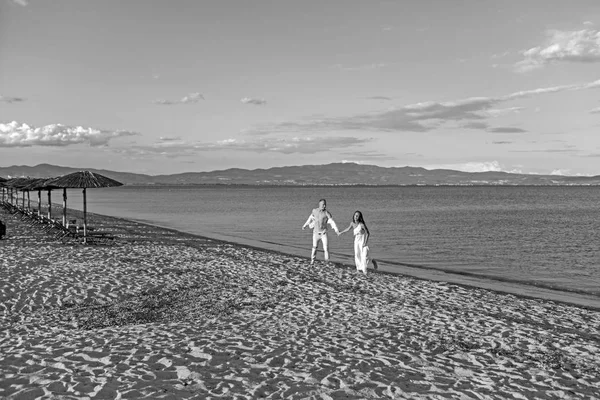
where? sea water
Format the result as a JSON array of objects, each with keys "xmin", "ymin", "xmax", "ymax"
[{"xmin": 61, "ymin": 185, "xmax": 600, "ymax": 296}]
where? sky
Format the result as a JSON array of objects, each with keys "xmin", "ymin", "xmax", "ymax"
[{"xmin": 1, "ymin": 0, "xmax": 600, "ymax": 176}]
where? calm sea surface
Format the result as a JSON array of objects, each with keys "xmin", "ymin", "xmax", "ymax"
[{"xmin": 63, "ymin": 186, "xmax": 600, "ymax": 296}]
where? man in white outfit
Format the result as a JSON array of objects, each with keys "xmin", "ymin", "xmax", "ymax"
[{"xmin": 302, "ymin": 198, "xmax": 340, "ymax": 264}]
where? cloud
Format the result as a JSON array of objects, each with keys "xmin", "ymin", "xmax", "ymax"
[
  {"xmin": 510, "ymin": 148, "xmax": 580, "ymax": 154},
  {"xmin": 487, "ymin": 127, "xmax": 527, "ymax": 133},
  {"xmin": 516, "ymin": 27, "xmax": 600, "ymax": 72},
  {"xmin": 112, "ymin": 136, "xmax": 372, "ymax": 158},
  {"xmin": 492, "ymin": 141, "xmax": 513, "ymax": 144},
  {"xmin": 240, "ymin": 78, "xmax": 600, "ymax": 136},
  {"xmin": 197, "ymin": 136, "xmax": 369, "ymax": 154},
  {"xmin": 333, "ymin": 63, "xmax": 388, "ymax": 71},
  {"xmin": 0, "ymin": 121, "xmax": 138, "ymax": 148},
  {"xmin": 590, "ymin": 106, "xmax": 600, "ymax": 114},
  {"xmin": 153, "ymin": 92, "xmax": 204, "ymax": 105},
  {"xmin": 486, "ymin": 107, "xmax": 524, "ymax": 116},
  {"xmin": 463, "ymin": 122, "xmax": 489, "ymax": 130},
  {"xmin": 0, "ymin": 95, "xmax": 25, "ymax": 103},
  {"xmin": 491, "ymin": 51, "xmax": 511, "ymax": 59},
  {"xmin": 241, "ymin": 97, "xmax": 267, "ymax": 106},
  {"xmin": 11, "ymin": 0, "xmax": 28, "ymax": 6},
  {"xmin": 550, "ymin": 169, "xmax": 571, "ymax": 176},
  {"xmin": 420, "ymin": 161, "xmax": 523, "ymax": 174},
  {"xmin": 158, "ymin": 136, "xmax": 182, "ymax": 142},
  {"xmin": 366, "ymin": 96, "xmax": 392, "ymax": 101},
  {"xmin": 339, "ymin": 150, "xmax": 397, "ymax": 160}
]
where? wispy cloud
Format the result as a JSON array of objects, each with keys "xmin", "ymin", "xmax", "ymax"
[
  {"xmin": 112, "ymin": 136, "xmax": 371, "ymax": 158},
  {"xmin": 491, "ymin": 51, "xmax": 511, "ymax": 59},
  {"xmin": 510, "ymin": 148, "xmax": 580, "ymax": 154},
  {"xmin": 158, "ymin": 136, "xmax": 182, "ymax": 142},
  {"xmin": 486, "ymin": 107, "xmax": 524, "ymax": 116},
  {"xmin": 420, "ymin": 161, "xmax": 523, "ymax": 174},
  {"xmin": 366, "ymin": 96, "xmax": 393, "ymax": 101},
  {"xmin": 0, "ymin": 95, "xmax": 25, "ymax": 103},
  {"xmin": 202, "ymin": 136, "xmax": 368, "ymax": 153},
  {"xmin": 463, "ymin": 122, "xmax": 489, "ymax": 130},
  {"xmin": 487, "ymin": 127, "xmax": 527, "ymax": 133},
  {"xmin": 241, "ymin": 97, "xmax": 267, "ymax": 106},
  {"xmin": 516, "ymin": 27, "xmax": 600, "ymax": 72},
  {"xmin": 0, "ymin": 121, "xmax": 138, "ymax": 148},
  {"xmin": 590, "ymin": 106, "xmax": 600, "ymax": 114},
  {"xmin": 249, "ymin": 78, "xmax": 600, "ymax": 135},
  {"xmin": 153, "ymin": 92, "xmax": 204, "ymax": 105},
  {"xmin": 492, "ymin": 141, "xmax": 513, "ymax": 145},
  {"xmin": 11, "ymin": 0, "xmax": 28, "ymax": 6},
  {"xmin": 549, "ymin": 169, "xmax": 589, "ymax": 176},
  {"xmin": 339, "ymin": 150, "xmax": 397, "ymax": 160},
  {"xmin": 333, "ymin": 63, "xmax": 388, "ymax": 71}
]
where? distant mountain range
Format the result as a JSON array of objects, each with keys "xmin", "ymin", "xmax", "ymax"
[{"xmin": 1, "ymin": 163, "xmax": 599, "ymax": 186}]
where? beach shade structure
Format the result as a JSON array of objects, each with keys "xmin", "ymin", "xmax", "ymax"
[
  {"xmin": 0, "ymin": 177, "xmax": 7, "ymax": 202},
  {"xmin": 23, "ymin": 178, "xmax": 55, "ymax": 217},
  {"xmin": 3, "ymin": 178, "xmax": 16, "ymax": 205},
  {"xmin": 22, "ymin": 178, "xmax": 38, "ymax": 210},
  {"xmin": 14, "ymin": 177, "xmax": 40, "ymax": 211},
  {"xmin": 5, "ymin": 177, "xmax": 32, "ymax": 208},
  {"xmin": 46, "ymin": 171, "xmax": 123, "ymax": 242}
]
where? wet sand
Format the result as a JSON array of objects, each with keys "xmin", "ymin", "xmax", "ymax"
[{"xmin": 1, "ymin": 207, "xmax": 599, "ymax": 399}]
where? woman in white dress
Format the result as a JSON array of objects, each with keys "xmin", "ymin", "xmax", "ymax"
[{"xmin": 338, "ymin": 211, "xmax": 378, "ymax": 274}]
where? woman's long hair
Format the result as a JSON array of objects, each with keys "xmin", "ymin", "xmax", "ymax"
[{"xmin": 353, "ymin": 210, "xmax": 369, "ymax": 235}]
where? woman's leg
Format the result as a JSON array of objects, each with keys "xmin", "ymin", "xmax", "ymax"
[
  {"xmin": 354, "ymin": 238, "xmax": 362, "ymax": 270},
  {"xmin": 361, "ymin": 245, "xmax": 369, "ymax": 274}
]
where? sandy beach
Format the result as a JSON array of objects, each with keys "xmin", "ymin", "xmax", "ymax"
[{"xmin": 1, "ymin": 207, "xmax": 599, "ymax": 399}]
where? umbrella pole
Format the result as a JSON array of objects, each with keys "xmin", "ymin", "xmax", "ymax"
[
  {"xmin": 22, "ymin": 191, "xmax": 25, "ymax": 210},
  {"xmin": 62, "ymin": 188, "xmax": 67, "ymax": 226},
  {"xmin": 37, "ymin": 190, "xmax": 41, "ymax": 216},
  {"xmin": 83, "ymin": 188, "xmax": 87, "ymax": 244},
  {"xmin": 47, "ymin": 190, "xmax": 52, "ymax": 220},
  {"xmin": 27, "ymin": 191, "xmax": 31, "ymax": 210}
]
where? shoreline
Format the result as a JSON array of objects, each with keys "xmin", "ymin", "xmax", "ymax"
[
  {"xmin": 4, "ymin": 202, "xmax": 600, "ymax": 310},
  {"xmin": 102, "ymin": 212, "xmax": 600, "ymax": 311}
]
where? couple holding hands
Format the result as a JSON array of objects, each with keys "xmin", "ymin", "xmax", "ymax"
[{"xmin": 301, "ymin": 198, "xmax": 378, "ymax": 275}]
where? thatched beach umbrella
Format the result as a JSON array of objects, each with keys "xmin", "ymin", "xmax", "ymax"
[
  {"xmin": 0, "ymin": 177, "xmax": 7, "ymax": 202},
  {"xmin": 3, "ymin": 178, "xmax": 15, "ymax": 205},
  {"xmin": 5, "ymin": 177, "xmax": 31, "ymax": 209},
  {"xmin": 23, "ymin": 178, "xmax": 54, "ymax": 217},
  {"xmin": 46, "ymin": 171, "xmax": 123, "ymax": 242},
  {"xmin": 14, "ymin": 177, "xmax": 39, "ymax": 211}
]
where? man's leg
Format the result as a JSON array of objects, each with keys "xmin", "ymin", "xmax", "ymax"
[
  {"xmin": 311, "ymin": 233, "xmax": 319, "ymax": 264},
  {"xmin": 322, "ymin": 233, "xmax": 329, "ymax": 261}
]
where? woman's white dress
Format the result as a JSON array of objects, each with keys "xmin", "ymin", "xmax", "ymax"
[{"xmin": 353, "ymin": 224, "xmax": 369, "ymax": 272}]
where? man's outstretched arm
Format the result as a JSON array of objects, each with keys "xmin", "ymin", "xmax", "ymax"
[
  {"xmin": 327, "ymin": 212, "xmax": 340, "ymax": 234},
  {"xmin": 302, "ymin": 213, "xmax": 314, "ymax": 230}
]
